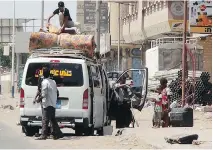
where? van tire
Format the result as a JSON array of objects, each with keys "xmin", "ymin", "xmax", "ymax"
[
  {"xmin": 75, "ymin": 128, "xmax": 83, "ymax": 136},
  {"xmin": 75, "ymin": 126, "xmax": 85, "ymax": 136},
  {"xmin": 97, "ymin": 127, "xmax": 103, "ymax": 136},
  {"xmin": 75, "ymin": 126, "xmax": 94, "ymax": 136},
  {"xmin": 84, "ymin": 127, "xmax": 94, "ymax": 136},
  {"xmin": 22, "ymin": 126, "xmax": 39, "ymax": 137}
]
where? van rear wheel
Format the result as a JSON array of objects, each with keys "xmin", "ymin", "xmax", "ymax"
[
  {"xmin": 75, "ymin": 126, "xmax": 94, "ymax": 136},
  {"xmin": 97, "ymin": 127, "xmax": 103, "ymax": 136},
  {"xmin": 22, "ymin": 126, "xmax": 39, "ymax": 137},
  {"xmin": 75, "ymin": 127, "xmax": 83, "ymax": 136},
  {"xmin": 84, "ymin": 127, "xmax": 94, "ymax": 136}
]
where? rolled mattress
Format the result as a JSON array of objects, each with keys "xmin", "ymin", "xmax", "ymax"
[{"xmin": 29, "ymin": 32, "xmax": 96, "ymax": 55}]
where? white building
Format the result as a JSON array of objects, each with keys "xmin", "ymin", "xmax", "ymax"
[{"xmin": 0, "ymin": 18, "xmax": 38, "ymax": 43}]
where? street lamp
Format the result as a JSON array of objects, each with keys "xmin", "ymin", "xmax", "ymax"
[
  {"xmin": 181, "ymin": 1, "xmax": 188, "ymax": 107},
  {"xmin": 109, "ymin": 1, "xmax": 136, "ymax": 71},
  {"xmin": 95, "ymin": 0, "xmax": 101, "ymax": 55},
  {"xmin": 11, "ymin": 0, "xmax": 15, "ymax": 98},
  {"xmin": 118, "ymin": 3, "xmax": 120, "ymax": 71},
  {"xmin": 41, "ymin": 0, "xmax": 44, "ymax": 28}
]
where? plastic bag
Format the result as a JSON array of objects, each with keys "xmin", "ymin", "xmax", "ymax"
[{"xmin": 48, "ymin": 24, "xmax": 59, "ymax": 34}]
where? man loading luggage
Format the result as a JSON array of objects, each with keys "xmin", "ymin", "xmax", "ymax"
[
  {"xmin": 47, "ymin": 1, "xmax": 80, "ymax": 34},
  {"xmin": 35, "ymin": 67, "xmax": 63, "ymax": 140}
]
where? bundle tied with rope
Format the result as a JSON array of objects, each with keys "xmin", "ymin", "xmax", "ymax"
[{"xmin": 29, "ymin": 24, "xmax": 96, "ymax": 57}]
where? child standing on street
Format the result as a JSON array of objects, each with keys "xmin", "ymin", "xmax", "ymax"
[
  {"xmin": 152, "ymin": 86, "xmax": 163, "ymax": 128},
  {"xmin": 160, "ymin": 78, "xmax": 171, "ymax": 127}
]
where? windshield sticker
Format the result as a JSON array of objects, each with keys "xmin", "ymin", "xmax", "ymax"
[{"xmin": 35, "ymin": 69, "xmax": 72, "ymax": 77}]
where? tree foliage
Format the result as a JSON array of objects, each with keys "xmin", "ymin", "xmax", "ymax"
[{"xmin": 0, "ymin": 44, "xmax": 14, "ymax": 68}]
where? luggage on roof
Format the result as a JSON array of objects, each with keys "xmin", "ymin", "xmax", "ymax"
[{"xmin": 29, "ymin": 32, "xmax": 96, "ymax": 56}]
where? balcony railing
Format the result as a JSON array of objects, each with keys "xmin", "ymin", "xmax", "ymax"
[
  {"xmin": 122, "ymin": 0, "xmax": 168, "ymax": 24},
  {"xmin": 151, "ymin": 37, "xmax": 197, "ymax": 48}
]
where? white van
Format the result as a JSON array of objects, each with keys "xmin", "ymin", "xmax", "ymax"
[{"xmin": 20, "ymin": 48, "xmax": 110, "ymax": 136}]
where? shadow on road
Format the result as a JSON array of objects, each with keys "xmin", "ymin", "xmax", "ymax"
[
  {"xmin": 32, "ymin": 133, "xmax": 96, "ymax": 140},
  {"xmin": 60, "ymin": 133, "xmax": 84, "ymax": 140}
]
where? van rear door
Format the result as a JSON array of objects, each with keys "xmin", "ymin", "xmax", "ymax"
[
  {"xmin": 23, "ymin": 61, "xmax": 85, "ymax": 117},
  {"xmin": 90, "ymin": 65, "xmax": 104, "ymax": 128}
]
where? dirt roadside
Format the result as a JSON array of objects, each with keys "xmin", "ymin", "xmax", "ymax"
[{"xmin": 0, "ymin": 93, "xmax": 212, "ymax": 149}]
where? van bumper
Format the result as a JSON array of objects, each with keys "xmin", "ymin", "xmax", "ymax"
[{"xmin": 20, "ymin": 117, "xmax": 90, "ymax": 128}]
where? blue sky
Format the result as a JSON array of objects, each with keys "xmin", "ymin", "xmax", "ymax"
[{"xmin": 0, "ymin": 0, "xmax": 77, "ymax": 31}]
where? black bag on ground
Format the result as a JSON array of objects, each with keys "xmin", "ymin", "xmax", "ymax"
[
  {"xmin": 170, "ymin": 107, "xmax": 193, "ymax": 127},
  {"xmin": 165, "ymin": 134, "xmax": 198, "ymax": 144}
]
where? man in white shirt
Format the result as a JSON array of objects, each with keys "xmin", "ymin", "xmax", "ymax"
[{"xmin": 36, "ymin": 67, "xmax": 63, "ymax": 140}]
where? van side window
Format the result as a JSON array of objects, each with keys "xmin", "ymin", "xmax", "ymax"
[{"xmin": 91, "ymin": 66, "xmax": 101, "ymax": 88}]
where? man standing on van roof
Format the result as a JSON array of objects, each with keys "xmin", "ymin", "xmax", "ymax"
[
  {"xmin": 36, "ymin": 67, "xmax": 63, "ymax": 140},
  {"xmin": 47, "ymin": 1, "xmax": 80, "ymax": 34}
]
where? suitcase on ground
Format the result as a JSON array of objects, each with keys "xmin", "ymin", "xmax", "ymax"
[{"xmin": 170, "ymin": 107, "xmax": 193, "ymax": 127}]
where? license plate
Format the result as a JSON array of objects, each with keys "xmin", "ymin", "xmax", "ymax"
[{"xmin": 56, "ymin": 100, "xmax": 61, "ymax": 109}]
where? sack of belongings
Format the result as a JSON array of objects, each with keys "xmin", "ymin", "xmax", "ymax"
[{"xmin": 165, "ymin": 134, "xmax": 198, "ymax": 144}]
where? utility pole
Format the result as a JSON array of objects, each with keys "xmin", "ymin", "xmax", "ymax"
[
  {"xmin": 0, "ymin": 57, "xmax": 1, "ymax": 95},
  {"xmin": 117, "ymin": 3, "xmax": 120, "ymax": 71},
  {"xmin": 41, "ymin": 0, "xmax": 44, "ymax": 28},
  {"xmin": 11, "ymin": 0, "xmax": 15, "ymax": 98},
  {"xmin": 95, "ymin": 0, "xmax": 101, "ymax": 54},
  {"xmin": 16, "ymin": 53, "xmax": 19, "ymax": 92},
  {"xmin": 182, "ymin": 1, "xmax": 188, "ymax": 107}
]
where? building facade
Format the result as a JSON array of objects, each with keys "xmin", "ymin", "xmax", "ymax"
[{"xmin": 76, "ymin": 0, "xmax": 211, "ymax": 77}]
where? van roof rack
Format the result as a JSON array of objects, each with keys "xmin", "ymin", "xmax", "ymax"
[{"xmin": 30, "ymin": 47, "xmax": 95, "ymax": 62}]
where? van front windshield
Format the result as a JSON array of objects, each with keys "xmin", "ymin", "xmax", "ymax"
[{"xmin": 25, "ymin": 63, "xmax": 83, "ymax": 87}]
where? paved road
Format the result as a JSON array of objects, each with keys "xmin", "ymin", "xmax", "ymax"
[
  {"xmin": 0, "ymin": 122, "xmax": 38, "ymax": 149},
  {"xmin": 0, "ymin": 110, "xmax": 153, "ymax": 149},
  {"xmin": 0, "ymin": 119, "xmax": 87, "ymax": 149}
]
